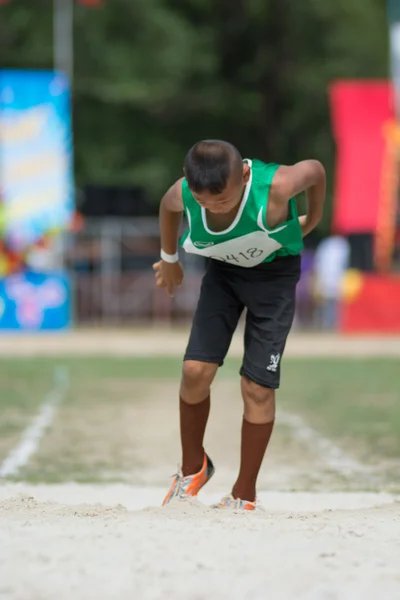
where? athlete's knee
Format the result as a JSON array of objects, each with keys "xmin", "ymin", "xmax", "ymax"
[
  {"xmin": 241, "ymin": 376, "xmax": 275, "ymax": 422},
  {"xmin": 180, "ymin": 360, "xmax": 218, "ymax": 403}
]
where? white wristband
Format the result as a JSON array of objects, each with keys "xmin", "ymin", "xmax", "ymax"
[{"xmin": 161, "ymin": 249, "xmax": 179, "ymax": 263}]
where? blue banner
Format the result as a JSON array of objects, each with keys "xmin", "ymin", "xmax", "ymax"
[
  {"xmin": 0, "ymin": 271, "xmax": 71, "ymax": 331},
  {"xmin": 0, "ymin": 70, "xmax": 74, "ymax": 251}
]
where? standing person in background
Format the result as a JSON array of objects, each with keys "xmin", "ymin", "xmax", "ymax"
[
  {"xmin": 313, "ymin": 235, "xmax": 350, "ymax": 330},
  {"xmin": 292, "ymin": 249, "xmax": 315, "ymax": 329},
  {"xmin": 153, "ymin": 140, "xmax": 326, "ymax": 510}
]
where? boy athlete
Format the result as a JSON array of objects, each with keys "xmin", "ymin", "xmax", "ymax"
[{"xmin": 154, "ymin": 140, "xmax": 325, "ymax": 510}]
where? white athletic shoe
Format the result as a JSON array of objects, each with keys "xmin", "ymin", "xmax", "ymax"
[{"xmin": 212, "ymin": 494, "xmax": 257, "ymax": 511}]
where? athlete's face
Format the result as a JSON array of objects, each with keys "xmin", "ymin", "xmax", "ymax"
[{"xmin": 190, "ymin": 163, "xmax": 251, "ymax": 214}]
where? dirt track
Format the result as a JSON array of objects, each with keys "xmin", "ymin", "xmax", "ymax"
[{"xmin": 1, "ymin": 328, "xmax": 400, "ymax": 357}]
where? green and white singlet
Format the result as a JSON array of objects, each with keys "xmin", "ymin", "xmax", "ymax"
[{"xmin": 179, "ymin": 159, "xmax": 303, "ymax": 268}]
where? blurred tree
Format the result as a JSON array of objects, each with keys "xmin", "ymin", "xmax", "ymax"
[{"xmin": 0, "ymin": 0, "xmax": 389, "ymax": 231}]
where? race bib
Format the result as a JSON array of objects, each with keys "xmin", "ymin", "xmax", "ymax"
[{"xmin": 182, "ymin": 231, "xmax": 283, "ymax": 267}]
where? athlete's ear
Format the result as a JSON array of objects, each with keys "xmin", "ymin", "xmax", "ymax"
[{"xmin": 242, "ymin": 162, "xmax": 251, "ymax": 184}]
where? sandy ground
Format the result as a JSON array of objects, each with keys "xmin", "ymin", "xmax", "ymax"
[
  {"xmin": 0, "ymin": 485, "xmax": 399, "ymax": 600},
  {"xmin": 1, "ymin": 330, "xmax": 400, "ymax": 599},
  {"xmin": 1, "ymin": 327, "xmax": 400, "ymax": 357}
]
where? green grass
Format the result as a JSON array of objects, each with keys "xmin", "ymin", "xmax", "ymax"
[
  {"xmin": 0, "ymin": 356, "xmax": 399, "ymax": 486},
  {"xmin": 279, "ymin": 359, "xmax": 400, "ymax": 462}
]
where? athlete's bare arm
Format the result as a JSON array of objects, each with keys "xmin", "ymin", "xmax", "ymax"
[
  {"xmin": 159, "ymin": 178, "xmax": 185, "ymax": 252},
  {"xmin": 153, "ymin": 178, "xmax": 185, "ymax": 297},
  {"xmin": 270, "ymin": 160, "xmax": 326, "ymax": 236}
]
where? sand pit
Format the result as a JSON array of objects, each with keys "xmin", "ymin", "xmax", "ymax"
[{"xmin": 0, "ymin": 484, "xmax": 399, "ymax": 600}]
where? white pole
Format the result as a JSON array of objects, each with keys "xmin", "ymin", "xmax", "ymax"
[
  {"xmin": 53, "ymin": 0, "xmax": 74, "ymax": 272},
  {"xmin": 53, "ymin": 0, "xmax": 74, "ymax": 85}
]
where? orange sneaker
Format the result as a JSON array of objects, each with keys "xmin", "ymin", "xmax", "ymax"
[
  {"xmin": 162, "ymin": 453, "xmax": 215, "ymax": 506},
  {"xmin": 212, "ymin": 494, "xmax": 257, "ymax": 511}
]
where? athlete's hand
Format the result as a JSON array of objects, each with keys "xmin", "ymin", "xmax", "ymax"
[
  {"xmin": 153, "ymin": 260, "xmax": 184, "ymax": 297},
  {"xmin": 298, "ymin": 215, "xmax": 316, "ymax": 237}
]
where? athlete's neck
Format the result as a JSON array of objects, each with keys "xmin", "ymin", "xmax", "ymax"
[{"xmin": 205, "ymin": 195, "xmax": 243, "ymax": 232}]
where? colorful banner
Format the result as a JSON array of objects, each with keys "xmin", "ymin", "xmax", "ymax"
[
  {"xmin": 0, "ymin": 70, "xmax": 74, "ymax": 251},
  {"xmin": 374, "ymin": 120, "xmax": 400, "ymax": 271},
  {"xmin": 0, "ymin": 271, "xmax": 71, "ymax": 331}
]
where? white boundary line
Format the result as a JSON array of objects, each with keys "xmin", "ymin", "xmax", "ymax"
[
  {"xmin": 0, "ymin": 366, "xmax": 69, "ymax": 479},
  {"xmin": 278, "ymin": 409, "xmax": 375, "ymax": 480}
]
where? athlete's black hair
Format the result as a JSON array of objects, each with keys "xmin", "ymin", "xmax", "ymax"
[{"xmin": 184, "ymin": 140, "xmax": 243, "ymax": 195}]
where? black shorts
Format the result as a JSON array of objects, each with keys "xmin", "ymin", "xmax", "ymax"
[{"xmin": 184, "ymin": 255, "xmax": 301, "ymax": 389}]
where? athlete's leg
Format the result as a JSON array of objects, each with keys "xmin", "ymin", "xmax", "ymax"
[
  {"xmin": 233, "ymin": 256, "xmax": 301, "ymax": 503},
  {"xmin": 163, "ymin": 260, "xmax": 243, "ymax": 504},
  {"xmin": 179, "ymin": 360, "xmax": 217, "ymax": 476},
  {"xmin": 231, "ymin": 378, "xmax": 275, "ymax": 502},
  {"xmin": 180, "ymin": 261, "xmax": 243, "ymax": 475}
]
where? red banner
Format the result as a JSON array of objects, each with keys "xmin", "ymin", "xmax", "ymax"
[
  {"xmin": 340, "ymin": 273, "xmax": 400, "ymax": 333},
  {"xmin": 329, "ymin": 81, "xmax": 395, "ymax": 234}
]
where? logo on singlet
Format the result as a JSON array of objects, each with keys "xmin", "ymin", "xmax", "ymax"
[{"xmin": 194, "ymin": 241, "xmax": 215, "ymax": 248}]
